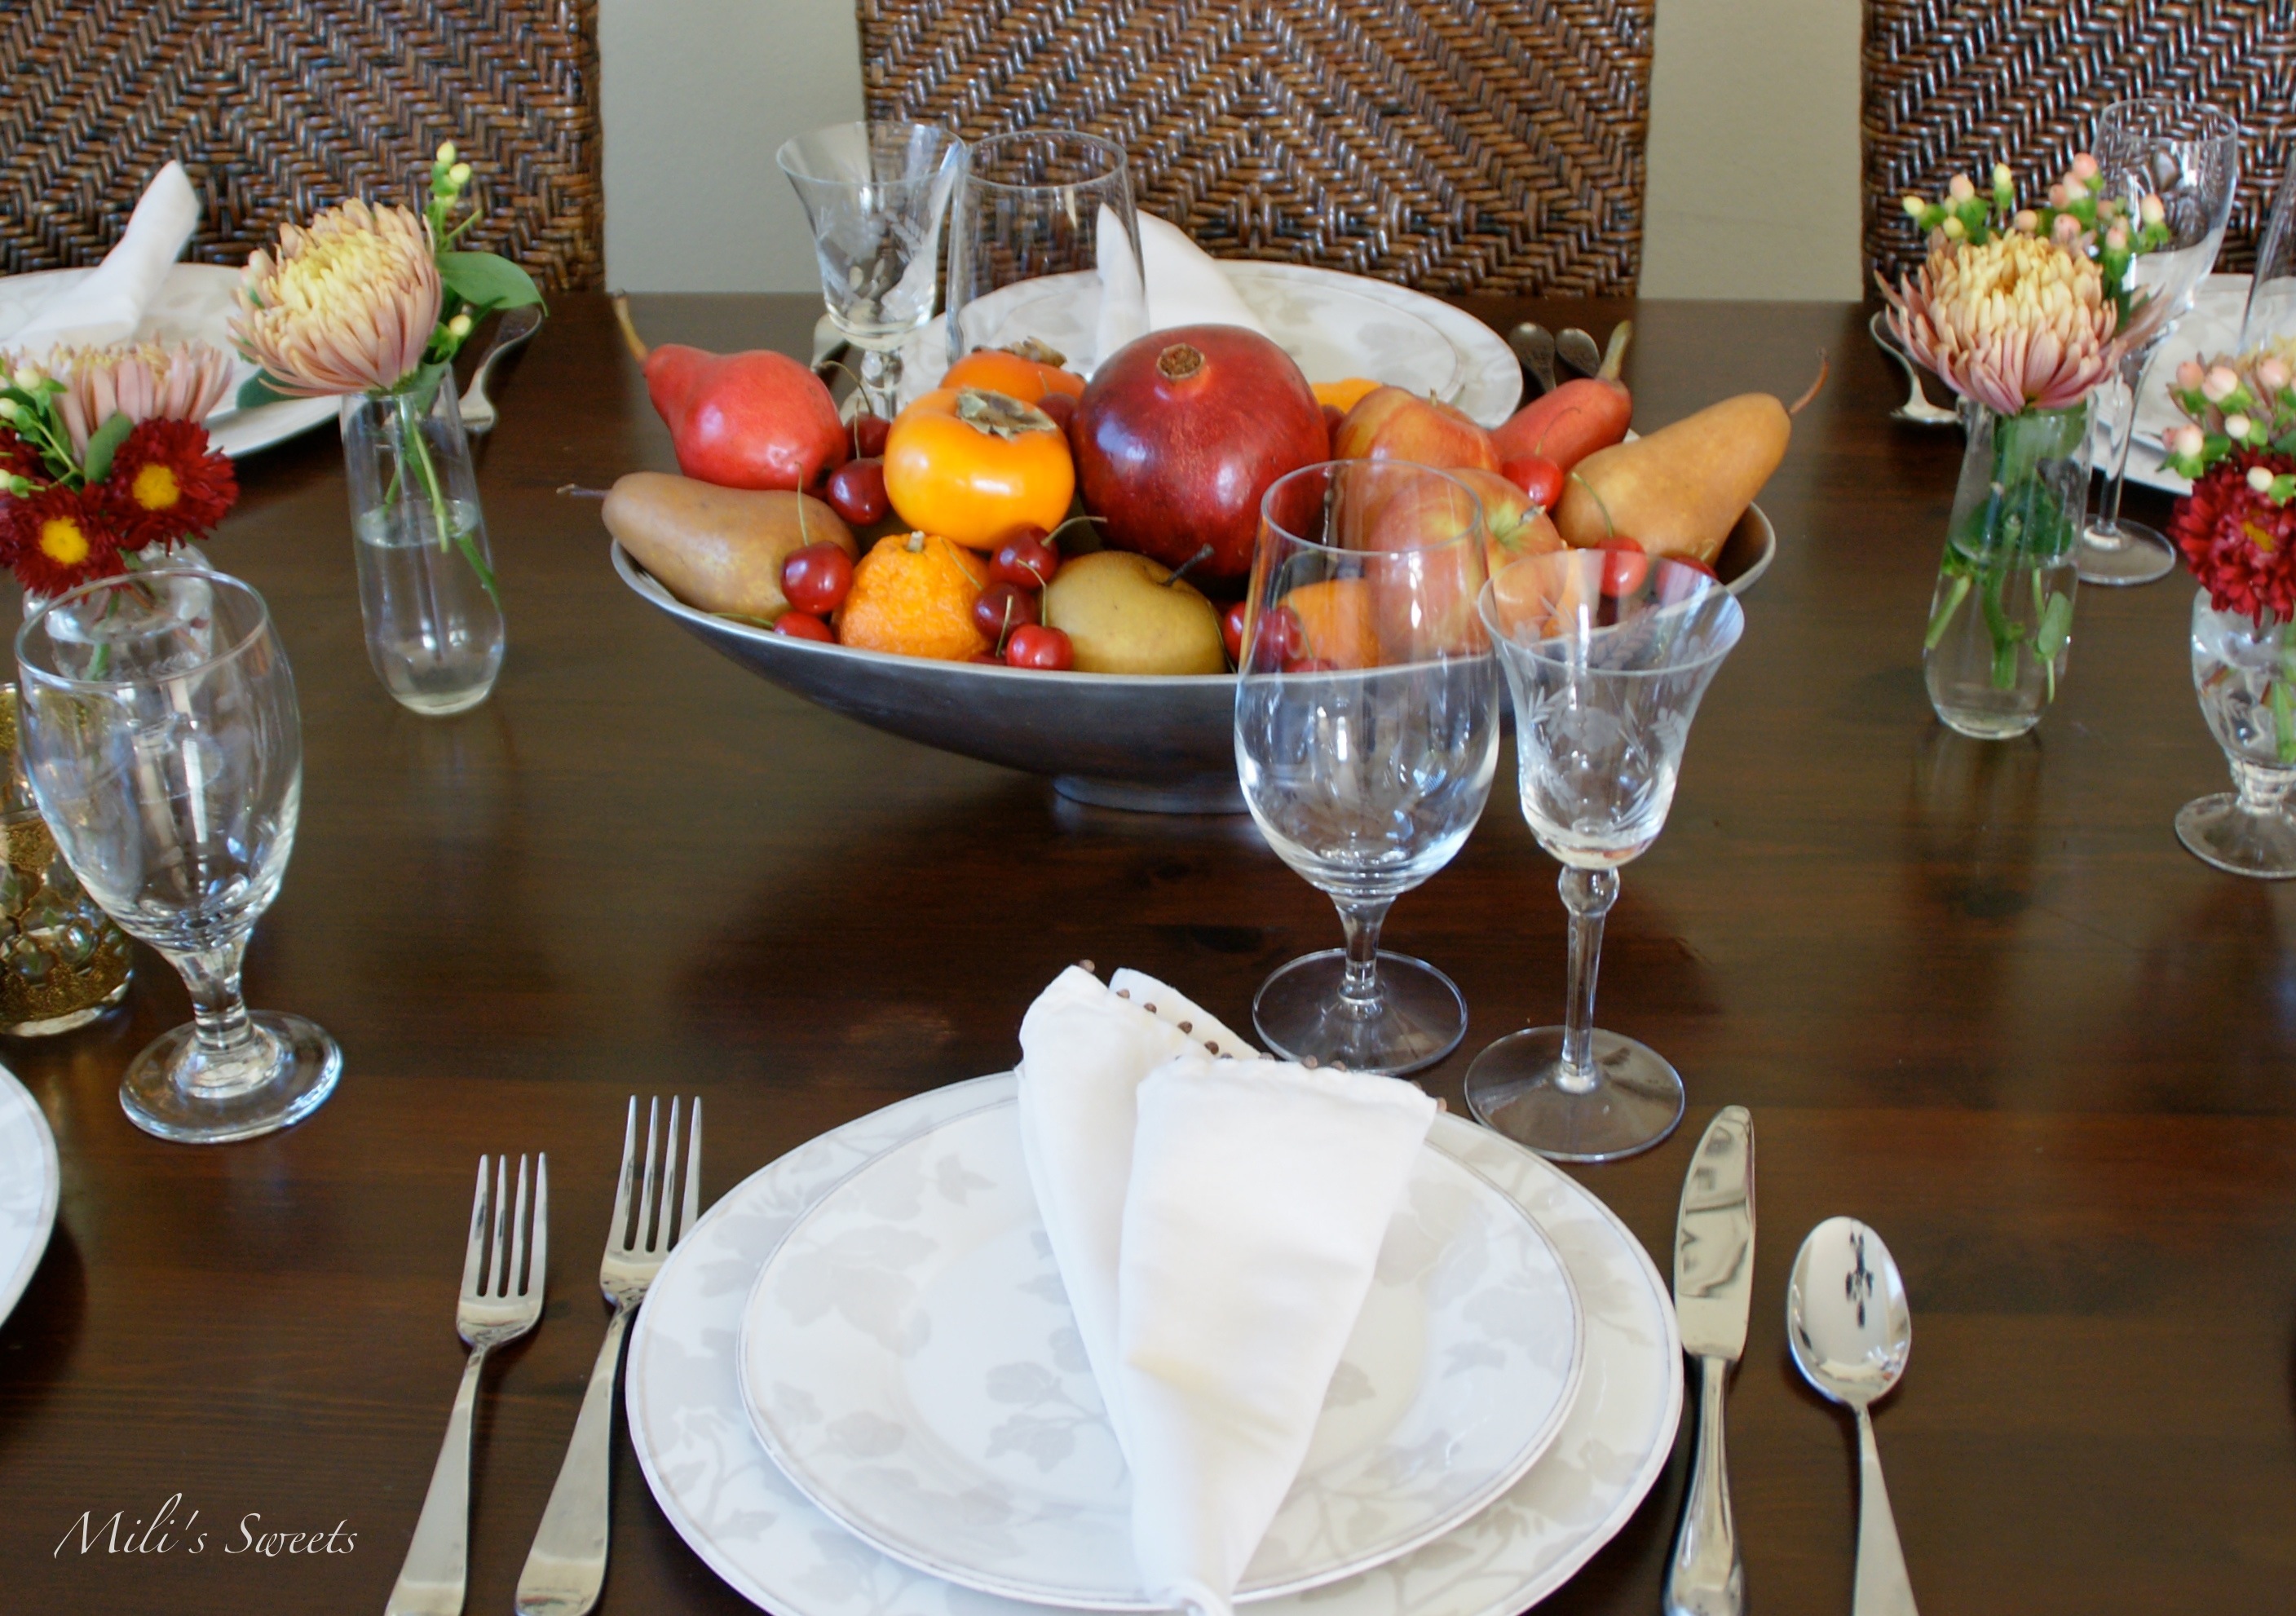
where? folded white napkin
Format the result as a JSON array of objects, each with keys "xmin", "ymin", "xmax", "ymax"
[
  {"xmin": 1016, "ymin": 966, "xmax": 1436, "ymax": 1616},
  {"xmin": 10, "ymin": 161, "xmax": 200, "ymax": 353},
  {"xmin": 1138, "ymin": 214, "xmax": 1269, "ymax": 337}
]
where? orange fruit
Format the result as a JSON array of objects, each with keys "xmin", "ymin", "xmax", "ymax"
[
  {"xmin": 1312, "ymin": 378, "xmax": 1382, "ymax": 413},
  {"xmin": 1282, "ymin": 578, "xmax": 1380, "ymax": 669},
  {"xmin": 943, "ymin": 347, "xmax": 1087, "ymax": 402},
  {"xmin": 835, "ymin": 532, "xmax": 988, "ymax": 660}
]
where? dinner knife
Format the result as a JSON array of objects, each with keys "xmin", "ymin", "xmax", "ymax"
[{"xmin": 1663, "ymin": 1105, "xmax": 1755, "ymax": 1616}]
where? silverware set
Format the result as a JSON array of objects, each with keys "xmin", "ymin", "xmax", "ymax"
[
  {"xmin": 386, "ymin": 1097, "xmax": 702, "ymax": 1616},
  {"xmin": 1508, "ymin": 320, "xmax": 1610, "ymax": 396},
  {"xmin": 1868, "ymin": 310, "xmax": 1958, "ymax": 427},
  {"xmin": 1666, "ymin": 1109, "xmax": 1921, "ymax": 1616}
]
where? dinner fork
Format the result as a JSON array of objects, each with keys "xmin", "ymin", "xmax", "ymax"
[
  {"xmin": 458, "ymin": 305, "xmax": 545, "ymax": 435},
  {"xmin": 514, "ymin": 1097, "xmax": 702, "ymax": 1616},
  {"xmin": 386, "ymin": 1154, "xmax": 548, "ymax": 1616}
]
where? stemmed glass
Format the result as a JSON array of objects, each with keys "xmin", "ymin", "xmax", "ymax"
[
  {"xmin": 2078, "ymin": 97, "xmax": 2239, "ymax": 588},
  {"xmin": 944, "ymin": 131, "xmax": 1147, "ymax": 386},
  {"xmin": 1467, "ymin": 553, "xmax": 1743, "ymax": 1161},
  {"xmin": 777, "ymin": 121, "xmax": 967, "ymax": 418},
  {"xmin": 1234, "ymin": 461, "xmax": 1498, "ymax": 1075},
  {"xmin": 16, "ymin": 570, "xmax": 341, "ymax": 1143}
]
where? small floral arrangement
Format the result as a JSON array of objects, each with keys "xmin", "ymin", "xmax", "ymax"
[
  {"xmin": 2157, "ymin": 348, "xmax": 2296, "ymax": 634},
  {"xmin": 0, "ymin": 343, "xmax": 239, "ymax": 597}
]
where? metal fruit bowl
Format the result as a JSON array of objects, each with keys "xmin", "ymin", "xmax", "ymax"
[{"xmin": 612, "ymin": 502, "xmax": 1774, "ymax": 814}]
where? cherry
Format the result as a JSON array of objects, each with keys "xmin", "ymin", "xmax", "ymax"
[
  {"xmin": 1597, "ymin": 536, "xmax": 1649, "ymax": 598},
  {"xmin": 969, "ymin": 651, "xmax": 1005, "ymax": 665},
  {"xmin": 782, "ymin": 542, "xmax": 854, "ymax": 615},
  {"xmin": 1501, "ymin": 453, "xmax": 1564, "ymax": 510},
  {"xmin": 825, "ymin": 458, "xmax": 890, "ymax": 526},
  {"xmin": 1283, "ymin": 655, "xmax": 1338, "ymax": 674},
  {"xmin": 850, "ymin": 413, "xmax": 892, "ymax": 457},
  {"xmin": 1035, "ymin": 394, "xmax": 1076, "ymax": 434},
  {"xmin": 1005, "ymin": 624, "xmax": 1075, "ymax": 670},
  {"xmin": 1669, "ymin": 554, "xmax": 1719, "ymax": 581},
  {"xmin": 773, "ymin": 611, "xmax": 833, "ymax": 642},
  {"xmin": 991, "ymin": 527, "xmax": 1061, "ymax": 590},
  {"xmin": 972, "ymin": 581, "xmax": 1040, "ymax": 647},
  {"xmin": 1221, "ymin": 600, "xmax": 1248, "ymax": 664},
  {"xmin": 1249, "ymin": 603, "xmax": 1304, "ymax": 670}
]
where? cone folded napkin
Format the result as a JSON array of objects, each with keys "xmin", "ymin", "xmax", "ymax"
[
  {"xmin": 1016, "ymin": 966, "xmax": 1436, "ymax": 1616},
  {"xmin": 11, "ymin": 162, "xmax": 200, "ymax": 353}
]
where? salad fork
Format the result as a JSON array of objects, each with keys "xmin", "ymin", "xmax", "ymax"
[
  {"xmin": 386, "ymin": 1154, "xmax": 549, "ymax": 1616},
  {"xmin": 458, "ymin": 305, "xmax": 545, "ymax": 435},
  {"xmin": 515, "ymin": 1097, "xmax": 702, "ymax": 1616}
]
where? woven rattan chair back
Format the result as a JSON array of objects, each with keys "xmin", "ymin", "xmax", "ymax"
[
  {"xmin": 0, "ymin": 0, "xmax": 601, "ymax": 293},
  {"xmin": 859, "ymin": 0, "xmax": 1655, "ymax": 296},
  {"xmin": 1864, "ymin": 1, "xmax": 2292, "ymax": 287}
]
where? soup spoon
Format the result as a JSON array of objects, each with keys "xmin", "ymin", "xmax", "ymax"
[{"xmin": 1787, "ymin": 1216, "xmax": 1920, "ymax": 1616}]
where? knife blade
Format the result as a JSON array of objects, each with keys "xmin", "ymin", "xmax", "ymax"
[{"xmin": 1663, "ymin": 1105, "xmax": 1754, "ymax": 1616}]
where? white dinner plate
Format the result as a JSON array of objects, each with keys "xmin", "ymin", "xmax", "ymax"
[
  {"xmin": 0, "ymin": 1063, "xmax": 60, "ymax": 1327},
  {"xmin": 2110, "ymin": 272, "xmax": 2248, "ymax": 495},
  {"xmin": 0, "ymin": 263, "xmax": 338, "ymax": 458},
  {"xmin": 629, "ymin": 1074, "xmax": 1683, "ymax": 1616},
  {"xmin": 735, "ymin": 1099, "xmax": 1583, "ymax": 1610},
  {"xmin": 899, "ymin": 263, "xmax": 1522, "ymax": 428}
]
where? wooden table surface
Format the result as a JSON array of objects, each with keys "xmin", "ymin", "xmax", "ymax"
[{"xmin": 1, "ymin": 291, "xmax": 2289, "ymax": 1614}]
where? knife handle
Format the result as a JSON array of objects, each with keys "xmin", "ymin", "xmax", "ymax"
[{"xmin": 1663, "ymin": 1354, "xmax": 1743, "ymax": 1616}]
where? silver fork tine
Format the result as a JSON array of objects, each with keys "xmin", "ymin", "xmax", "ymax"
[
  {"xmin": 608, "ymin": 1097, "xmax": 637, "ymax": 1251},
  {"xmin": 510, "ymin": 1155, "xmax": 531, "ymax": 1300},
  {"xmin": 529, "ymin": 1155, "xmax": 549, "ymax": 1295},
  {"xmin": 678, "ymin": 1097, "xmax": 703, "ymax": 1243},
  {"xmin": 638, "ymin": 1096, "xmax": 662, "ymax": 1252},
  {"xmin": 461, "ymin": 1156, "xmax": 491, "ymax": 1297},
  {"xmin": 658, "ymin": 1098, "xmax": 682, "ymax": 1252},
  {"xmin": 491, "ymin": 1154, "xmax": 511, "ymax": 1297}
]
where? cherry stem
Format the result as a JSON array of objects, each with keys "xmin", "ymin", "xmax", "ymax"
[{"xmin": 1163, "ymin": 544, "xmax": 1216, "ymax": 588}]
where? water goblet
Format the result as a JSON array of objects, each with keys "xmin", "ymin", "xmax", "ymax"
[
  {"xmin": 1234, "ymin": 461, "xmax": 1499, "ymax": 1075},
  {"xmin": 2079, "ymin": 97, "xmax": 2239, "ymax": 588},
  {"xmin": 16, "ymin": 569, "xmax": 341, "ymax": 1143},
  {"xmin": 777, "ymin": 121, "xmax": 967, "ymax": 418},
  {"xmin": 944, "ymin": 131, "xmax": 1146, "ymax": 388},
  {"xmin": 1467, "ymin": 552, "xmax": 1743, "ymax": 1161}
]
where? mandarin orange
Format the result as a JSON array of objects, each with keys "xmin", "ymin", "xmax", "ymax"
[{"xmin": 835, "ymin": 532, "xmax": 989, "ymax": 660}]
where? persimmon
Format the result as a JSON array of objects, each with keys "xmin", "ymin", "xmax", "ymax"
[
  {"xmin": 884, "ymin": 387, "xmax": 1075, "ymax": 550},
  {"xmin": 942, "ymin": 345, "xmax": 1087, "ymax": 403}
]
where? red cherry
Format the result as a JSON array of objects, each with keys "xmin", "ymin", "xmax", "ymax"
[
  {"xmin": 825, "ymin": 458, "xmax": 890, "ymax": 526},
  {"xmin": 973, "ymin": 581, "xmax": 1040, "ymax": 647},
  {"xmin": 991, "ymin": 527, "xmax": 1061, "ymax": 590},
  {"xmin": 1006, "ymin": 624, "xmax": 1075, "ymax": 670},
  {"xmin": 773, "ymin": 610, "xmax": 833, "ymax": 642},
  {"xmin": 1250, "ymin": 603, "xmax": 1305, "ymax": 670},
  {"xmin": 969, "ymin": 651, "xmax": 1005, "ymax": 665},
  {"xmin": 1501, "ymin": 454, "xmax": 1564, "ymax": 510},
  {"xmin": 1598, "ymin": 537, "xmax": 1649, "ymax": 598},
  {"xmin": 850, "ymin": 413, "xmax": 892, "ymax": 457},
  {"xmin": 1283, "ymin": 655, "xmax": 1338, "ymax": 674},
  {"xmin": 1669, "ymin": 555, "xmax": 1719, "ymax": 581},
  {"xmin": 1035, "ymin": 394, "xmax": 1076, "ymax": 433},
  {"xmin": 782, "ymin": 542, "xmax": 854, "ymax": 615},
  {"xmin": 1221, "ymin": 600, "xmax": 1248, "ymax": 663}
]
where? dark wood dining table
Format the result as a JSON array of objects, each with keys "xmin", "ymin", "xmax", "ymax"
[{"xmin": 0, "ymin": 288, "xmax": 2289, "ymax": 1615}]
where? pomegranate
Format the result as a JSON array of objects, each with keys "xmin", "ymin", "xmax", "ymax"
[{"xmin": 1070, "ymin": 325, "xmax": 1327, "ymax": 580}]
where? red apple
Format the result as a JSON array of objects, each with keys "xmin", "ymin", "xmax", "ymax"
[
  {"xmin": 1331, "ymin": 386, "xmax": 1500, "ymax": 474},
  {"xmin": 1450, "ymin": 467, "xmax": 1565, "ymax": 586}
]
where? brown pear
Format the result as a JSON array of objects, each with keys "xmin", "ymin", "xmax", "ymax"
[
  {"xmin": 1553, "ymin": 394, "xmax": 1790, "ymax": 563},
  {"xmin": 603, "ymin": 471, "xmax": 855, "ymax": 621}
]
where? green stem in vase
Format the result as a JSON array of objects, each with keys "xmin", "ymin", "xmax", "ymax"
[
  {"xmin": 387, "ymin": 386, "xmax": 501, "ymax": 608},
  {"xmin": 2276, "ymin": 625, "xmax": 2296, "ymax": 767},
  {"xmin": 1925, "ymin": 568, "xmax": 1972, "ymax": 650}
]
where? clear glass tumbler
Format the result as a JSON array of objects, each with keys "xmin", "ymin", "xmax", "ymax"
[
  {"xmin": 1234, "ymin": 461, "xmax": 1498, "ymax": 1075},
  {"xmin": 16, "ymin": 569, "xmax": 341, "ymax": 1142},
  {"xmin": 342, "ymin": 385, "xmax": 505, "ymax": 716},
  {"xmin": 1468, "ymin": 552, "xmax": 1743, "ymax": 1161},
  {"xmin": 2176, "ymin": 589, "xmax": 2296, "ymax": 878}
]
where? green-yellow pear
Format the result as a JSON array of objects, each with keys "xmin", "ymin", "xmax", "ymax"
[{"xmin": 1041, "ymin": 550, "xmax": 1228, "ymax": 675}]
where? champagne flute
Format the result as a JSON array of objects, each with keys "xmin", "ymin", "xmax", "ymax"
[
  {"xmin": 16, "ymin": 569, "xmax": 340, "ymax": 1143},
  {"xmin": 1468, "ymin": 552, "xmax": 1742, "ymax": 1161},
  {"xmin": 1234, "ymin": 461, "xmax": 1498, "ymax": 1075},
  {"xmin": 2078, "ymin": 97, "xmax": 2239, "ymax": 588}
]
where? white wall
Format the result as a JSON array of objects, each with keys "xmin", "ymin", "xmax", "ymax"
[{"xmin": 602, "ymin": 0, "xmax": 1866, "ymax": 302}]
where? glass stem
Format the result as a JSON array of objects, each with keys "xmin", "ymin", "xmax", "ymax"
[
  {"xmin": 856, "ymin": 347, "xmax": 902, "ymax": 419},
  {"xmin": 1333, "ymin": 896, "xmax": 1392, "ymax": 1023},
  {"xmin": 166, "ymin": 937, "xmax": 263, "ymax": 1088},
  {"xmin": 2095, "ymin": 341, "xmax": 2157, "ymax": 540},
  {"xmin": 1556, "ymin": 866, "xmax": 1619, "ymax": 1094}
]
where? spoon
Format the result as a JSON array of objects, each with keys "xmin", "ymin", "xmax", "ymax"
[
  {"xmin": 1557, "ymin": 327, "xmax": 1603, "ymax": 379},
  {"xmin": 1788, "ymin": 1216, "xmax": 1920, "ymax": 1616},
  {"xmin": 1508, "ymin": 323, "xmax": 1558, "ymax": 395},
  {"xmin": 1867, "ymin": 311, "xmax": 1958, "ymax": 428},
  {"xmin": 458, "ymin": 306, "xmax": 545, "ymax": 435}
]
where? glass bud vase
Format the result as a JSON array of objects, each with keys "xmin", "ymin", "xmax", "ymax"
[
  {"xmin": 2175, "ymin": 591, "xmax": 2296, "ymax": 877},
  {"xmin": 0, "ymin": 687, "xmax": 131, "ymax": 1035},
  {"xmin": 1923, "ymin": 398, "xmax": 2093, "ymax": 740},
  {"xmin": 340, "ymin": 384, "xmax": 504, "ymax": 715}
]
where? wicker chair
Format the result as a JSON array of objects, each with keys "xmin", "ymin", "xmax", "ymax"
[
  {"xmin": 0, "ymin": 0, "xmax": 601, "ymax": 292},
  {"xmin": 1864, "ymin": 0, "xmax": 2292, "ymax": 287},
  {"xmin": 859, "ymin": 0, "xmax": 1655, "ymax": 296}
]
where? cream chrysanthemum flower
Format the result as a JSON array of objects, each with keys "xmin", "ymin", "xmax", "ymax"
[
  {"xmin": 1885, "ymin": 231, "xmax": 2130, "ymax": 417},
  {"xmin": 230, "ymin": 201, "xmax": 442, "ymax": 395},
  {"xmin": 25, "ymin": 342, "xmax": 238, "ymax": 457}
]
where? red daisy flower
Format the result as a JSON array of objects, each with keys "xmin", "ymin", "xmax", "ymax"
[
  {"xmin": 96, "ymin": 418, "xmax": 236, "ymax": 552},
  {"xmin": 2169, "ymin": 449, "xmax": 2296, "ymax": 624},
  {"xmin": 3, "ymin": 485, "xmax": 125, "ymax": 599}
]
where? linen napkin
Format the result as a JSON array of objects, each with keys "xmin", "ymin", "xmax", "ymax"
[
  {"xmin": 1015, "ymin": 967, "xmax": 1437, "ymax": 1616},
  {"xmin": 1093, "ymin": 210, "xmax": 1272, "ymax": 361},
  {"xmin": 9, "ymin": 162, "xmax": 201, "ymax": 353}
]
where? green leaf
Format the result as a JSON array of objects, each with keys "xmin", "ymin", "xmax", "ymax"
[
  {"xmin": 236, "ymin": 372, "xmax": 298, "ymax": 410},
  {"xmin": 2034, "ymin": 592, "xmax": 2074, "ymax": 662},
  {"xmin": 438, "ymin": 251, "xmax": 542, "ymax": 312},
  {"xmin": 82, "ymin": 411, "xmax": 135, "ymax": 485}
]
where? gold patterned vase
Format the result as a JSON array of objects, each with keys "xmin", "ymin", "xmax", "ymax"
[{"xmin": 0, "ymin": 688, "xmax": 132, "ymax": 1035}]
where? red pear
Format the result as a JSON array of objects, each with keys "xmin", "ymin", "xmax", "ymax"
[{"xmin": 614, "ymin": 296, "xmax": 847, "ymax": 492}]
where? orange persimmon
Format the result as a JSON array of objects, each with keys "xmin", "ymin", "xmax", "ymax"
[
  {"xmin": 943, "ymin": 347, "xmax": 1088, "ymax": 403},
  {"xmin": 883, "ymin": 387, "xmax": 1075, "ymax": 550}
]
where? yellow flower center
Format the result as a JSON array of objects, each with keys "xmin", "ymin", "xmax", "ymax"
[
  {"xmin": 132, "ymin": 461, "xmax": 181, "ymax": 512},
  {"xmin": 38, "ymin": 515, "xmax": 89, "ymax": 566},
  {"xmin": 271, "ymin": 227, "xmax": 417, "ymax": 316}
]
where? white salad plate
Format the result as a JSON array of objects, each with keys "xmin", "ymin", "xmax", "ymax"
[
  {"xmin": 735, "ymin": 1098, "xmax": 1583, "ymax": 1610},
  {"xmin": 2113, "ymin": 272, "xmax": 2248, "ymax": 495},
  {"xmin": 899, "ymin": 263, "xmax": 1523, "ymax": 428},
  {"xmin": 0, "ymin": 1063, "xmax": 60, "ymax": 1327},
  {"xmin": 629, "ymin": 1074, "xmax": 1684, "ymax": 1616},
  {"xmin": 0, "ymin": 263, "xmax": 338, "ymax": 458}
]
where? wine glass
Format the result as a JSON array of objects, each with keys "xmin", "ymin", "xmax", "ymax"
[
  {"xmin": 2079, "ymin": 97, "xmax": 2239, "ymax": 588},
  {"xmin": 777, "ymin": 121, "xmax": 967, "ymax": 418},
  {"xmin": 1467, "ymin": 552, "xmax": 1743, "ymax": 1161},
  {"xmin": 15, "ymin": 569, "xmax": 341, "ymax": 1143},
  {"xmin": 1234, "ymin": 461, "xmax": 1498, "ymax": 1075},
  {"xmin": 943, "ymin": 131, "xmax": 1146, "ymax": 389}
]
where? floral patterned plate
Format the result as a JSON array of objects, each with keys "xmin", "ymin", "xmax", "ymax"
[
  {"xmin": 0, "ymin": 1063, "xmax": 58, "ymax": 1327},
  {"xmin": 735, "ymin": 1099, "xmax": 1583, "ymax": 1609},
  {"xmin": 629, "ymin": 1075, "xmax": 1682, "ymax": 1616}
]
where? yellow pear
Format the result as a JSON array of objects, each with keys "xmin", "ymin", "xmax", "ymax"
[{"xmin": 1041, "ymin": 551, "xmax": 1227, "ymax": 675}]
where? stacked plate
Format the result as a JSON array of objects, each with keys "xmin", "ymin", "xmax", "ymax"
[
  {"xmin": 0, "ymin": 1065, "xmax": 60, "ymax": 1328},
  {"xmin": 628, "ymin": 1074, "xmax": 1684, "ymax": 1616}
]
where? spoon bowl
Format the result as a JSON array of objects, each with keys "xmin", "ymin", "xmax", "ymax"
[
  {"xmin": 1508, "ymin": 323, "xmax": 1558, "ymax": 395},
  {"xmin": 1788, "ymin": 1214, "xmax": 1912, "ymax": 1407},
  {"xmin": 1557, "ymin": 327, "xmax": 1603, "ymax": 379}
]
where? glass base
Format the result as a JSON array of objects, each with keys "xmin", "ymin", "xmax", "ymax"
[
  {"xmin": 1252, "ymin": 948, "xmax": 1465, "ymax": 1077},
  {"xmin": 2175, "ymin": 793, "xmax": 2296, "ymax": 880},
  {"xmin": 1465, "ymin": 1027, "xmax": 1686, "ymax": 1163},
  {"xmin": 121, "ymin": 1011, "xmax": 342, "ymax": 1144},
  {"xmin": 2077, "ymin": 519, "xmax": 2177, "ymax": 586}
]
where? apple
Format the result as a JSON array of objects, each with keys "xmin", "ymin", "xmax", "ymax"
[
  {"xmin": 1449, "ymin": 467, "xmax": 1565, "ymax": 588},
  {"xmin": 1331, "ymin": 386, "xmax": 1500, "ymax": 473}
]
